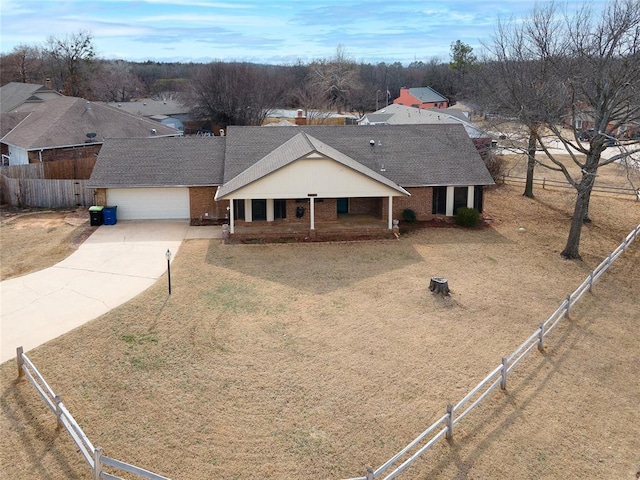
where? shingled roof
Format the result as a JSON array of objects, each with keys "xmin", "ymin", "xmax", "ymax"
[
  {"xmin": 224, "ymin": 124, "xmax": 494, "ymax": 187},
  {"xmin": 403, "ymin": 86, "xmax": 448, "ymax": 104},
  {"xmin": 216, "ymin": 132, "xmax": 409, "ymax": 198},
  {"xmin": 1, "ymin": 96, "xmax": 180, "ymax": 150},
  {"xmin": 87, "ymin": 136, "xmax": 225, "ymax": 188},
  {"xmin": 0, "ymin": 82, "xmax": 62, "ymax": 113}
]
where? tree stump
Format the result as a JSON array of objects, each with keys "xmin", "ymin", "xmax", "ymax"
[{"xmin": 429, "ymin": 277, "xmax": 450, "ymax": 295}]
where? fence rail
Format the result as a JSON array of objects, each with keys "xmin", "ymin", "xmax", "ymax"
[
  {"xmin": 500, "ymin": 174, "xmax": 639, "ymax": 199},
  {"xmin": 16, "ymin": 347, "xmax": 171, "ymax": 480},
  {"xmin": 346, "ymin": 223, "xmax": 640, "ymax": 480}
]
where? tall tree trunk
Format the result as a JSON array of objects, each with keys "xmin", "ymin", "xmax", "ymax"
[
  {"xmin": 561, "ymin": 187, "xmax": 588, "ymax": 259},
  {"xmin": 523, "ymin": 129, "xmax": 537, "ymax": 198}
]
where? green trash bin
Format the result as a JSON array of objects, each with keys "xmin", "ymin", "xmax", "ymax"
[{"xmin": 89, "ymin": 206, "xmax": 104, "ymax": 226}]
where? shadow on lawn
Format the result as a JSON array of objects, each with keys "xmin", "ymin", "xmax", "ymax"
[
  {"xmin": 204, "ymin": 224, "xmax": 514, "ymax": 295},
  {"xmin": 205, "ymin": 239, "xmax": 424, "ymax": 295}
]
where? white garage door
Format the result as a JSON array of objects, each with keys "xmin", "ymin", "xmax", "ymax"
[{"xmin": 106, "ymin": 188, "xmax": 190, "ymax": 220}]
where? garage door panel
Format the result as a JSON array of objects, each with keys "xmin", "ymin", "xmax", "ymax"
[{"xmin": 107, "ymin": 188, "xmax": 190, "ymax": 220}]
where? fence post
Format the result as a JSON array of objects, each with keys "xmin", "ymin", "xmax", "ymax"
[
  {"xmin": 565, "ymin": 295, "xmax": 571, "ymax": 318},
  {"xmin": 54, "ymin": 395, "xmax": 63, "ymax": 429},
  {"xmin": 16, "ymin": 346, "xmax": 25, "ymax": 378},
  {"xmin": 446, "ymin": 403, "xmax": 455, "ymax": 440},
  {"xmin": 542, "ymin": 178, "xmax": 546, "ymax": 189},
  {"xmin": 588, "ymin": 270, "xmax": 594, "ymax": 292},
  {"xmin": 500, "ymin": 357, "xmax": 508, "ymax": 390},
  {"xmin": 93, "ymin": 446, "xmax": 104, "ymax": 480},
  {"xmin": 365, "ymin": 466, "xmax": 374, "ymax": 480},
  {"xmin": 537, "ymin": 323, "xmax": 545, "ymax": 352}
]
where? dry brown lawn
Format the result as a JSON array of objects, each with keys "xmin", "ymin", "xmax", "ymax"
[
  {"xmin": 0, "ymin": 208, "xmax": 95, "ymax": 281},
  {"xmin": 1, "ymin": 185, "xmax": 639, "ymax": 480}
]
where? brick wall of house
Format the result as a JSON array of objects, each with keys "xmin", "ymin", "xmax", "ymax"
[
  {"xmin": 384, "ymin": 187, "xmax": 433, "ymax": 221},
  {"xmin": 190, "ymin": 187, "xmax": 228, "ymax": 223},
  {"xmin": 349, "ymin": 197, "xmax": 382, "ymax": 216},
  {"xmin": 94, "ymin": 188, "xmax": 107, "ymax": 206}
]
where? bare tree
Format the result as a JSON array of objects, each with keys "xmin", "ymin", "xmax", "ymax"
[
  {"xmin": 308, "ymin": 45, "xmax": 361, "ymax": 113},
  {"xmin": 44, "ymin": 30, "xmax": 96, "ymax": 97},
  {"xmin": 184, "ymin": 62, "xmax": 285, "ymax": 127},
  {"xmin": 482, "ymin": 0, "xmax": 640, "ymax": 259},
  {"xmin": 0, "ymin": 44, "xmax": 44, "ymax": 85},
  {"xmin": 480, "ymin": 2, "xmax": 566, "ymax": 198},
  {"xmin": 92, "ymin": 60, "xmax": 145, "ymax": 102}
]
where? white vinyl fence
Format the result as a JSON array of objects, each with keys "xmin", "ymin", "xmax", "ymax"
[
  {"xmin": 345, "ymin": 223, "xmax": 640, "ymax": 480},
  {"xmin": 16, "ymin": 347, "xmax": 171, "ymax": 480}
]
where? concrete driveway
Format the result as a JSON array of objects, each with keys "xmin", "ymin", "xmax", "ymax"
[{"xmin": 1, "ymin": 221, "xmax": 221, "ymax": 364}]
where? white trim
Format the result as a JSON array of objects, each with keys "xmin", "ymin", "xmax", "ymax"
[
  {"xmin": 388, "ymin": 196, "xmax": 393, "ymax": 229},
  {"xmin": 446, "ymin": 186, "xmax": 455, "ymax": 216},
  {"xmin": 467, "ymin": 186, "xmax": 475, "ymax": 208},
  {"xmin": 229, "ymin": 201, "xmax": 235, "ymax": 234},
  {"xmin": 310, "ymin": 197, "xmax": 315, "ymax": 230},
  {"xmin": 244, "ymin": 199, "xmax": 252, "ymax": 222},
  {"xmin": 267, "ymin": 198, "xmax": 275, "ymax": 221}
]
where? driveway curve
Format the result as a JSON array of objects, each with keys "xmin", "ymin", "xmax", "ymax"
[{"xmin": 1, "ymin": 221, "xmax": 220, "ymax": 364}]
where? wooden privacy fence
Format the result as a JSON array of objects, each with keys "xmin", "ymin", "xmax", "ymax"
[
  {"xmin": 500, "ymin": 174, "xmax": 639, "ymax": 200},
  {"xmin": 345, "ymin": 223, "xmax": 640, "ymax": 480},
  {"xmin": 1, "ymin": 176, "xmax": 95, "ymax": 207},
  {"xmin": 16, "ymin": 347, "xmax": 171, "ymax": 480}
]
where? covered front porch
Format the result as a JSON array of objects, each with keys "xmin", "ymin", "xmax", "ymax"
[{"xmin": 229, "ymin": 212, "xmax": 392, "ymax": 243}]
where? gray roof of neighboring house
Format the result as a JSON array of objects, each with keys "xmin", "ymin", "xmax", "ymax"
[
  {"xmin": 404, "ymin": 86, "xmax": 448, "ymax": 103},
  {"xmin": 359, "ymin": 104, "xmax": 489, "ymax": 139},
  {"xmin": 1, "ymin": 96, "xmax": 181, "ymax": 149},
  {"xmin": 0, "ymin": 111, "xmax": 30, "ymax": 138},
  {"xmin": 216, "ymin": 132, "xmax": 409, "ymax": 198},
  {"xmin": 0, "ymin": 82, "xmax": 63, "ymax": 113},
  {"xmin": 88, "ymin": 136, "xmax": 225, "ymax": 188},
  {"xmin": 97, "ymin": 99, "xmax": 188, "ymax": 117},
  {"xmin": 224, "ymin": 124, "xmax": 494, "ymax": 187}
]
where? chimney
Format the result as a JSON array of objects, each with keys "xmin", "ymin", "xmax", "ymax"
[
  {"xmin": 45, "ymin": 78, "xmax": 52, "ymax": 89},
  {"xmin": 294, "ymin": 109, "xmax": 307, "ymax": 126}
]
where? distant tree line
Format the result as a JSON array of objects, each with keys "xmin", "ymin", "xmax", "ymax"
[{"xmin": 0, "ymin": 35, "xmax": 471, "ymax": 117}]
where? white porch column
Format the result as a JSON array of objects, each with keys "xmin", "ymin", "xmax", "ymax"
[
  {"xmin": 446, "ymin": 186, "xmax": 455, "ymax": 216},
  {"xmin": 388, "ymin": 196, "xmax": 393, "ymax": 229},
  {"xmin": 229, "ymin": 200, "xmax": 235, "ymax": 234},
  {"xmin": 310, "ymin": 197, "xmax": 315, "ymax": 230},
  {"xmin": 244, "ymin": 199, "xmax": 252, "ymax": 222},
  {"xmin": 467, "ymin": 186, "xmax": 475, "ymax": 208},
  {"xmin": 267, "ymin": 199, "xmax": 275, "ymax": 221}
]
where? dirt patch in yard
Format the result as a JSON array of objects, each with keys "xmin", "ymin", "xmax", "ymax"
[
  {"xmin": 0, "ymin": 186, "xmax": 638, "ymax": 479},
  {"xmin": 0, "ymin": 207, "xmax": 96, "ymax": 280}
]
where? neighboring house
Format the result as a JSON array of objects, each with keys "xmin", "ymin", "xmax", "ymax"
[
  {"xmin": 359, "ymin": 104, "xmax": 494, "ymax": 153},
  {"xmin": 88, "ymin": 124, "xmax": 494, "ymax": 237},
  {"xmin": 0, "ymin": 96, "xmax": 181, "ymax": 166},
  {"xmin": 0, "ymin": 82, "xmax": 63, "ymax": 113},
  {"xmin": 394, "ymin": 87, "xmax": 449, "ymax": 109},
  {"xmin": 97, "ymin": 98, "xmax": 190, "ymax": 132}
]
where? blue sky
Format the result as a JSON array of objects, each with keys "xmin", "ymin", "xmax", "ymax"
[{"xmin": 1, "ymin": 0, "xmax": 607, "ymax": 64}]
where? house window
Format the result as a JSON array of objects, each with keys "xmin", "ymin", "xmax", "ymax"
[
  {"xmin": 274, "ymin": 199, "xmax": 286, "ymax": 219},
  {"xmin": 453, "ymin": 187, "xmax": 468, "ymax": 214},
  {"xmin": 432, "ymin": 187, "xmax": 447, "ymax": 215},
  {"xmin": 233, "ymin": 199, "xmax": 245, "ymax": 221},
  {"xmin": 252, "ymin": 199, "xmax": 267, "ymax": 221},
  {"xmin": 575, "ymin": 119, "xmax": 583, "ymax": 129},
  {"xmin": 474, "ymin": 186, "xmax": 484, "ymax": 213}
]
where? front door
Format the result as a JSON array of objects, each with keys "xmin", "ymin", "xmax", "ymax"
[
  {"xmin": 252, "ymin": 199, "xmax": 267, "ymax": 221},
  {"xmin": 337, "ymin": 198, "xmax": 349, "ymax": 214}
]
